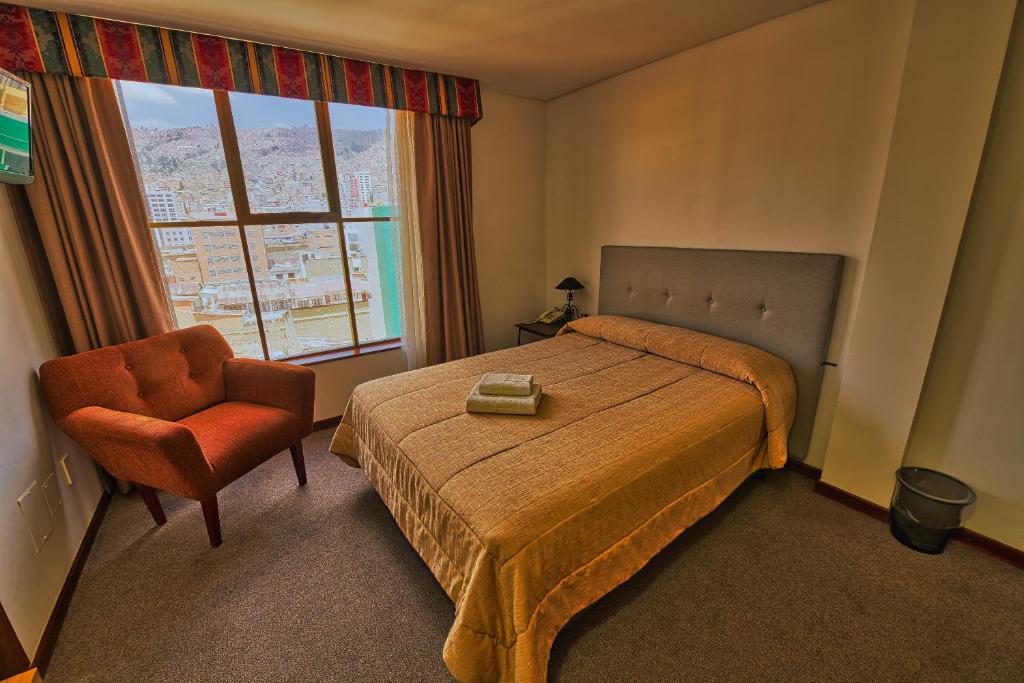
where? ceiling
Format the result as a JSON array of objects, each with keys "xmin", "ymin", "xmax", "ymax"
[{"xmin": 20, "ymin": 0, "xmax": 825, "ymax": 100}]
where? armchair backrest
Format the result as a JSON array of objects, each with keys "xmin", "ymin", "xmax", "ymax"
[{"xmin": 40, "ymin": 325, "xmax": 234, "ymax": 423}]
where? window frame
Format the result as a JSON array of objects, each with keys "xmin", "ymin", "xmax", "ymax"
[{"xmin": 124, "ymin": 86, "xmax": 400, "ymax": 361}]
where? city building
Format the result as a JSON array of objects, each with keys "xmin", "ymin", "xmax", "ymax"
[
  {"xmin": 147, "ymin": 190, "xmax": 195, "ymax": 248},
  {"xmin": 146, "ymin": 190, "xmax": 184, "ymax": 222},
  {"xmin": 341, "ymin": 170, "xmax": 373, "ymax": 209}
]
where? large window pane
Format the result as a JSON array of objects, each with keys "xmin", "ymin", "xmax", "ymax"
[
  {"xmin": 230, "ymin": 92, "xmax": 329, "ymax": 213},
  {"xmin": 245, "ymin": 224, "xmax": 356, "ymax": 358},
  {"xmin": 151, "ymin": 226, "xmax": 263, "ymax": 358},
  {"xmin": 345, "ymin": 221, "xmax": 402, "ymax": 343},
  {"xmin": 119, "ymin": 82, "xmax": 234, "ymax": 221},
  {"xmin": 125, "ymin": 82, "xmax": 405, "ymax": 360},
  {"xmin": 328, "ymin": 103, "xmax": 395, "ymax": 217}
]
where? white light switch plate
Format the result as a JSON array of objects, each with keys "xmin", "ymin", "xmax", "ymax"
[
  {"xmin": 18, "ymin": 481, "xmax": 53, "ymax": 552},
  {"xmin": 41, "ymin": 472, "xmax": 62, "ymax": 515}
]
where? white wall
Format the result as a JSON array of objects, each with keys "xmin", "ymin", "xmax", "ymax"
[
  {"xmin": 472, "ymin": 90, "xmax": 548, "ymax": 351},
  {"xmin": 0, "ymin": 189, "xmax": 105, "ymax": 658},
  {"xmin": 903, "ymin": 8, "xmax": 1024, "ymax": 550}
]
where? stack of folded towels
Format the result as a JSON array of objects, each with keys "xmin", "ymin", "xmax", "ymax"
[{"xmin": 466, "ymin": 373, "xmax": 542, "ymax": 415}]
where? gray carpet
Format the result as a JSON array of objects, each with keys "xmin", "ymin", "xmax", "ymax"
[{"xmin": 46, "ymin": 429, "xmax": 1024, "ymax": 682}]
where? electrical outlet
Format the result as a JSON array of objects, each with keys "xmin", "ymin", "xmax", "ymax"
[
  {"xmin": 17, "ymin": 481, "xmax": 53, "ymax": 552},
  {"xmin": 60, "ymin": 453, "xmax": 73, "ymax": 485},
  {"xmin": 41, "ymin": 472, "xmax": 63, "ymax": 515}
]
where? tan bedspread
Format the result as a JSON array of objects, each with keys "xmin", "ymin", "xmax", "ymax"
[{"xmin": 330, "ymin": 315, "xmax": 796, "ymax": 682}]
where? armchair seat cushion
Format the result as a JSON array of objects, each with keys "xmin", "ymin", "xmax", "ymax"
[{"xmin": 179, "ymin": 401, "xmax": 302, "ymax": 496}]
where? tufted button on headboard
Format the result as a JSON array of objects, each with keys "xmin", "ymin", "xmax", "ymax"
[
  {"xmin": 40, "ymin": 325, "xmax": 235, "ymax": 423},
  {"xmin": 598, "ymin": 246, "xmax": 843, "ymax": 461}
]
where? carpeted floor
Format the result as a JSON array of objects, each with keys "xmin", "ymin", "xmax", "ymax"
[{"xmin": 46, "ymin": 429, "xmax": 1023, "ymax": 682}]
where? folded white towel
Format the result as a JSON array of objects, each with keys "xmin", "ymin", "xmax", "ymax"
[
  {"xmin": 478, "ymin": 372, "xmax": 534, "ymax": 396},
  {"xmin": 466, "ymin": 381, "xmax": 542, "ymax": 415}
]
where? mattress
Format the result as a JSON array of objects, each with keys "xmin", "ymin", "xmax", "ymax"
[{"xmin": 330, "ymin": 315, "xmax": 797, "ymax": 682}]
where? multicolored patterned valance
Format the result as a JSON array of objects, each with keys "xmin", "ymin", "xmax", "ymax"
[{"xmin": 0, "ymin": 3, "xmax": 482, "ymax": 120}]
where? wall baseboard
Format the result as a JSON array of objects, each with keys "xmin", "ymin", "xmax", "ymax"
[
  {"xmin": 32, "ymin": 491, "xmax": 111, "ymax": 674},
  {"xmin": 813, "ymin": 479, "xmax": 889, "ymax": 522},
  {"xmin": 784, "ymin": 458, "xmax": 822, "ymax": 480},
  {"xmin": 312, "ymin": 415, "xmax": 342, "ymax": 432},
  {"xmin": 813, "ymin": 479, "xmax": 1022, "ymax": 570},
  {"xmin": 948, "ymin": 525, "xmax": 1024, "ymax": 570}
]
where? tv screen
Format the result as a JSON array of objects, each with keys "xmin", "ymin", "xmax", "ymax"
[{"xmin": 0, "ymin": 69, "xmax": 32, "ymax": 185}]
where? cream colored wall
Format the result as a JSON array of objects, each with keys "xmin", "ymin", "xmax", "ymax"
[
  {"xmin": 546, "ymin": 0, "xmax": 916, "ymax": 466},
  {"xmin": 819, "ymin": 0, "xmax": 1015, "ymax": 505},
  {"xmin": 472, "ymin": 90, "xmax": 548, "ymax": 351},
  {"xmin": 903, "ymin": 8, "xmax": 1024, "ymax": 550},
  {"xmin": 0, "ymin": 190, "xmax": 105, "ymax": 658},
  {"xmin": 308, "ymin": 349, "xmax": 407, "ymax": 421}
]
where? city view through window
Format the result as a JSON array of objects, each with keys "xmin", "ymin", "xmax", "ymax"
[{"xmin": 117, "ymin": 81, "xmax": 402, "ymax": 360}]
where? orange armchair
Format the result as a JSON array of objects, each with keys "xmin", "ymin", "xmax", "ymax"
[{"xmin": 39, "ymin": 325, "xmax": 316, "ymax": 547}]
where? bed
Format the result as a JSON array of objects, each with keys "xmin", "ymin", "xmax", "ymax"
[{"xmin": 330, "ymin": 246, "xmax": 843, "ymax": 682}]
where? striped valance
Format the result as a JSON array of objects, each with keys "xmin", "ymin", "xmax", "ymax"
[{"xmin": 0, "ymin": 3, "xmax": 482, "ymax": 120}]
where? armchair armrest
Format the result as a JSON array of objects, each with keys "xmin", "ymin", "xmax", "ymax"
[
  {"xmin": 223, "ymin": 358, "xmax": 316, "ymax": 436},
  {"xmin": 61, "ymin": 406, "xmax": 218, "ymax": 500}
]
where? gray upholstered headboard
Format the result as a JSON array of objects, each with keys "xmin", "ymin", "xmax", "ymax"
[{"xmin": 598, "ymin": 246, "xmax": 843, "ymax": 461}]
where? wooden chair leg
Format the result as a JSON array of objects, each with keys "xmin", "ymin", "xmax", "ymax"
[
  {"xmin": 201, "ymin": 495, "xmax": 222, "ymax": 548},
  {"xmin": 137, "ymin": 484, "xmax": 166, "ymax": 526},
  {"xmin": 290, "ymin": 441, "xmax": 307, "ymax": 487}
]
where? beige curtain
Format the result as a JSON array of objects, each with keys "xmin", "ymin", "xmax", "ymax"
[
  {"xmin": 392, "ymin": 111, "xmax": 428, "ymax": 369},
  {"xmin": 393, "ymin": 111, "xmax": 484, "ymax": 368},
  {"xmin": 22, "ymin": 73, "xmax": 171, "ymax": 353}
]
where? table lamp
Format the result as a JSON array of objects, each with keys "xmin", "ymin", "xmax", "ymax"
[{"xmin": 555, "ymin": 277, "xmax": 585, "ymax": 321}]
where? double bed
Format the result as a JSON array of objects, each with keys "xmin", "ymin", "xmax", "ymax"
[{"xmin": 330, "ymin": 246, "xmax": 843, "ymax": 682}]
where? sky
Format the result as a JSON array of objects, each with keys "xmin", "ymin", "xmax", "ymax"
[{"xmin": 118, "ymin": 81, "xmax": 386, "ymax": 130}]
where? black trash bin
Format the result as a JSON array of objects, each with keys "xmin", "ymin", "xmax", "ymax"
[{"xmin": 890, "ymin": 467, "xmax": 976, "ymax": 554}]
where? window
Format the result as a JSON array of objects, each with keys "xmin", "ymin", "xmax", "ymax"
[{"xmin": 117, "ymin": 81, "xmax": 402, "ymax": 360}]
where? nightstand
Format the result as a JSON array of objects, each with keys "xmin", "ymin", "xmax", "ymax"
[{"xmin": 515, "ymin": 320, "xmax": 563, "ymax": 345}]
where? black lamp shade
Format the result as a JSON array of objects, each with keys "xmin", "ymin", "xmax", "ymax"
[{"xmin": 555, "ymin": 277, "xmax": 584, "ymax": 291}]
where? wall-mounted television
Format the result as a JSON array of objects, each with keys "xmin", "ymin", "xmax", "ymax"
[{"xmin": 0, "ymin": 69, "xmax": 32, "ymax": 185}]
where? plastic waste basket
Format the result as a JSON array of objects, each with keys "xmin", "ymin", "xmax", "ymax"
[{"xmin": 890, "ymin": 467, "xmax": 975, "ymax": 554}]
